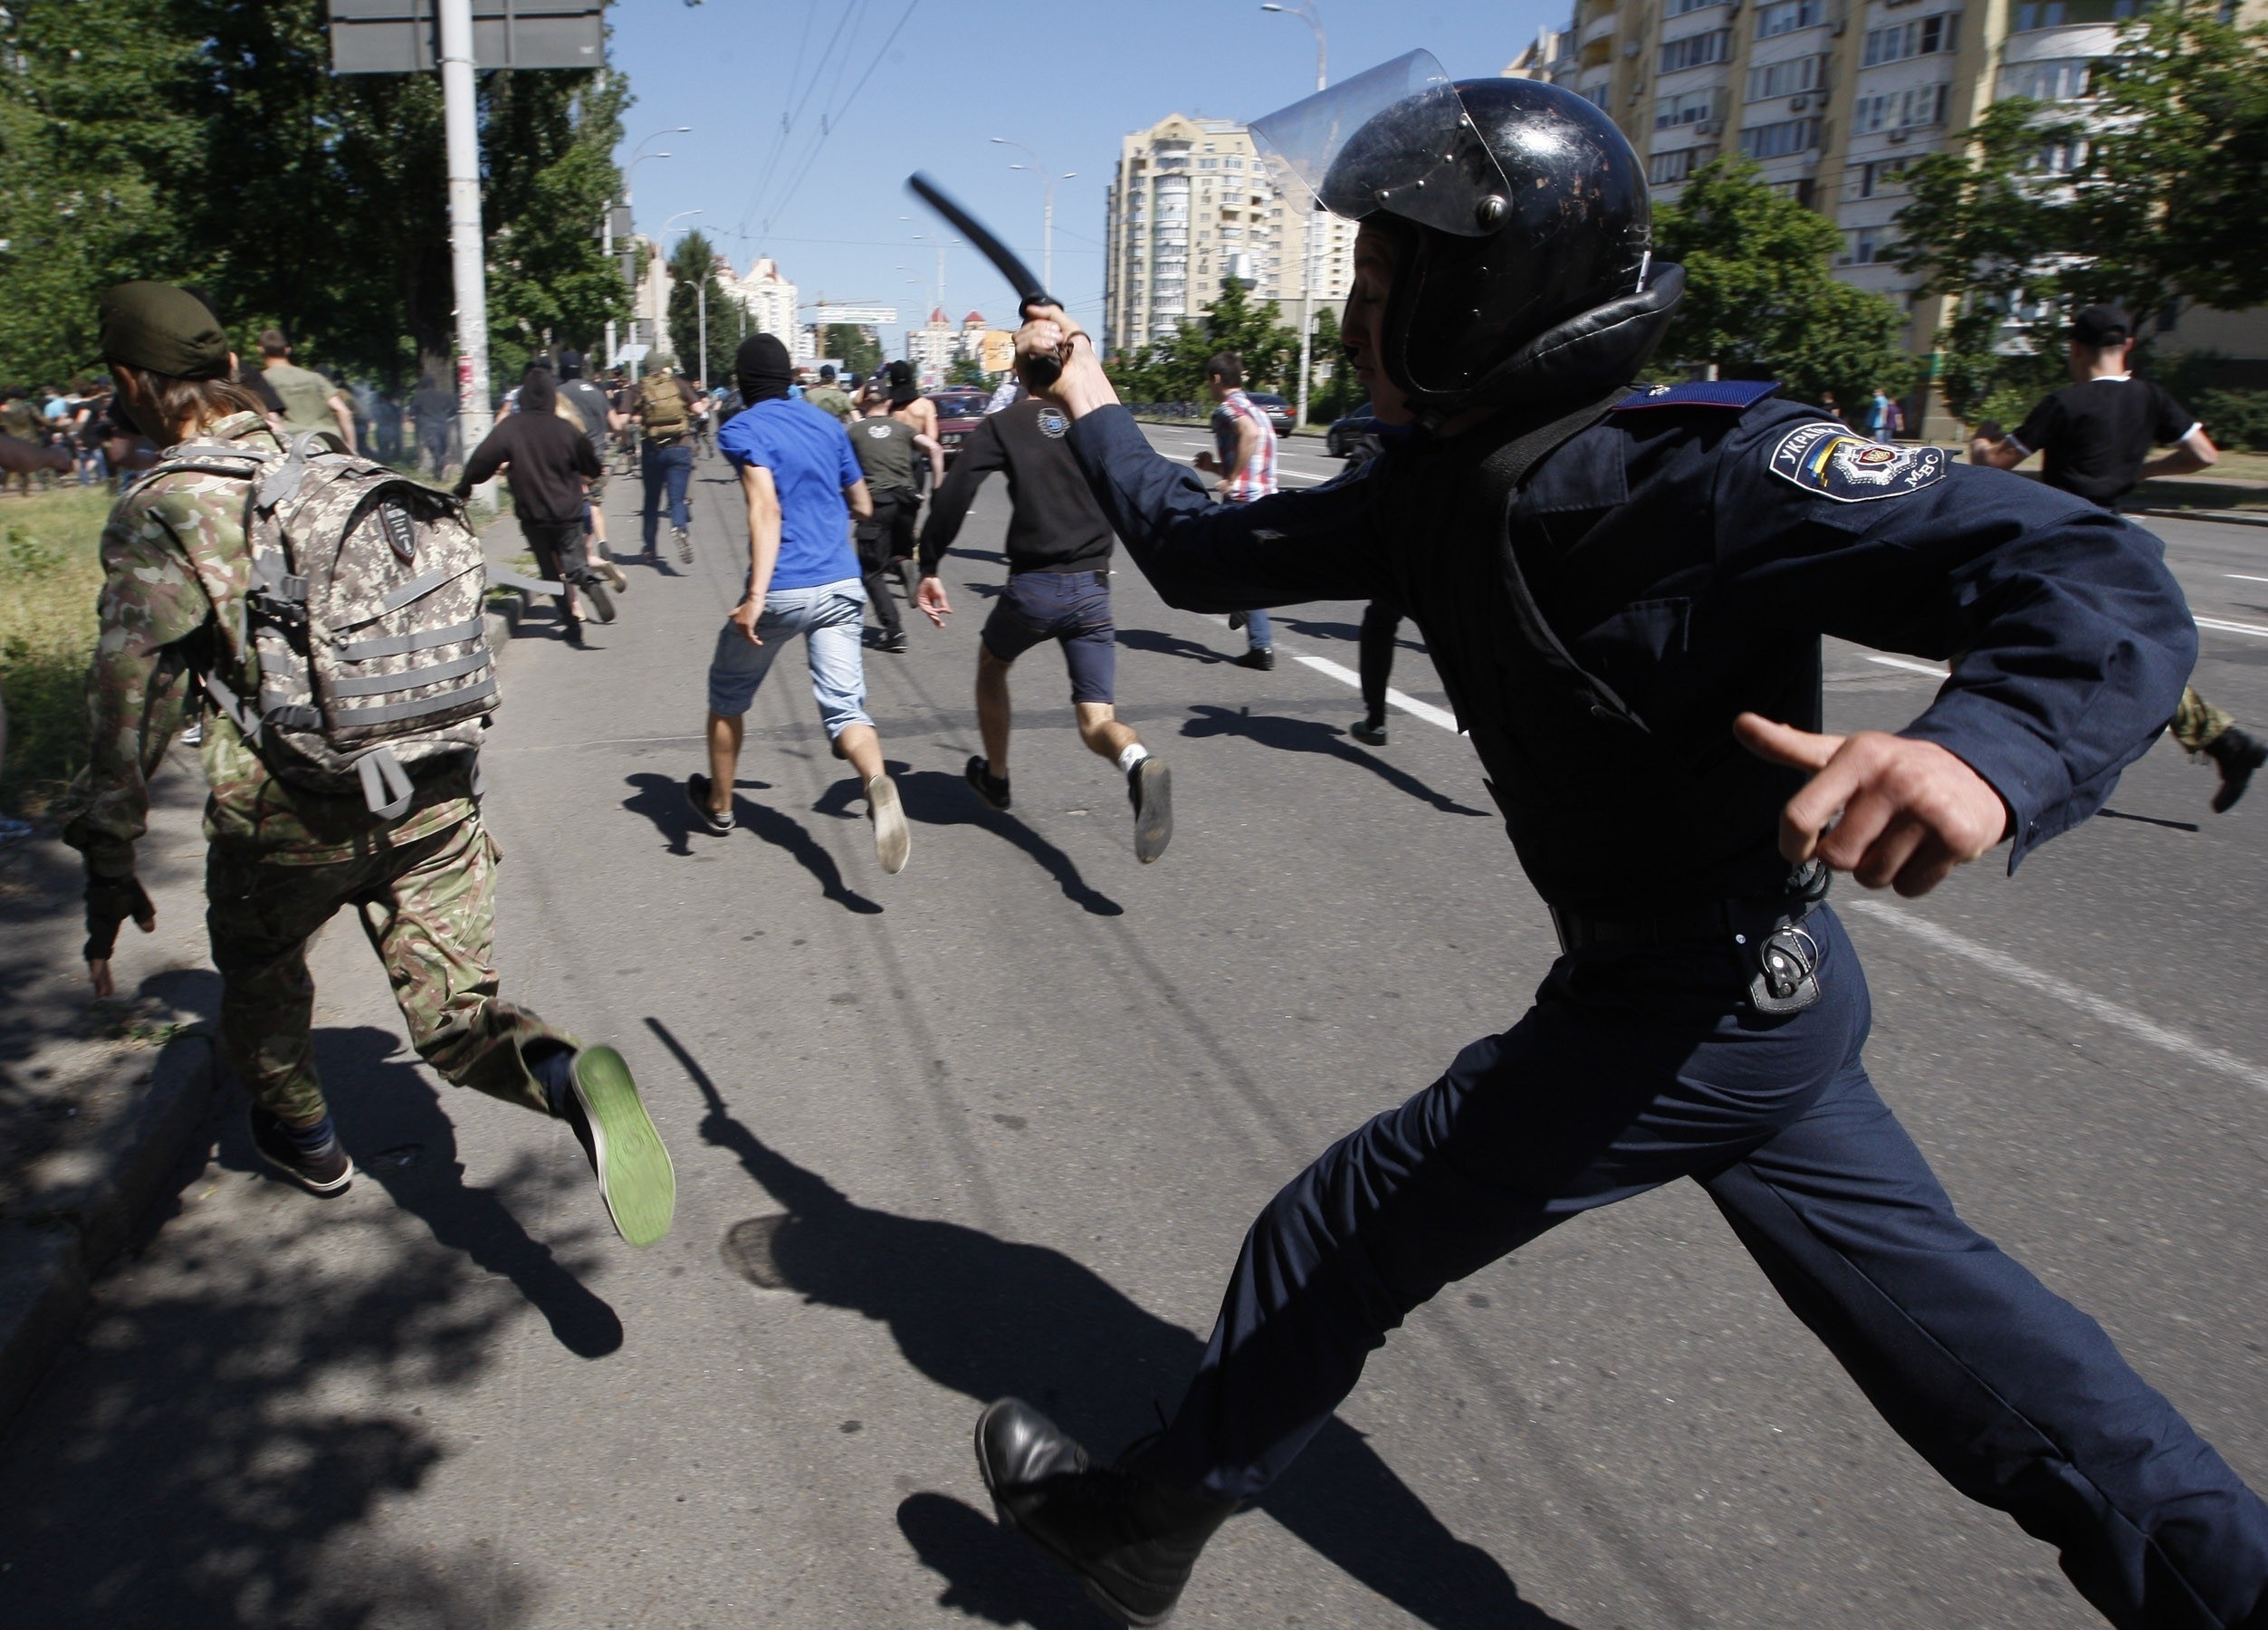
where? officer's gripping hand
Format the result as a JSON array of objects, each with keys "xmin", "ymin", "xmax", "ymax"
[
  {"xmin": 1735, "ymin": 714, "xmax": 2012, "ymax": 899},
  {"xmin": 83, "ymin": 872, "xmax": 156, "ymax": 999},
  {"xmin": 914, "ymin": 574, "xmax": 952, "ymax": 628},
  {"xmin": 1014, "ymin": 306, "xmax": 1115, "ymax": 420}
]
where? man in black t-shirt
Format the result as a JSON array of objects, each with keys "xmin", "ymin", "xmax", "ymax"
[
  {"xmin": 1972, "ymin": 305, "xmax": 2263, "ymax": 810},
  {"xmin": 914, "ymin": 372, "xmax": 1174, "ymax": 863}
]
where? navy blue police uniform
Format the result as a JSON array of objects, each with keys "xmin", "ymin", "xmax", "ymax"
[{"xmin": 1058, "ymin": 379, "xmax": 2268, "ymax": 1623}]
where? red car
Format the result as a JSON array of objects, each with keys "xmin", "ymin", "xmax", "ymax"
[{"xmin": 926, "ymin": 388, "xmax": 991, "ymax": 464}]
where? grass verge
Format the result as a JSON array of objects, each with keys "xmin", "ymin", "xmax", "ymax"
[{"xmin": 1, "ymin": 486, "xmax": 116, "ymax": 820}]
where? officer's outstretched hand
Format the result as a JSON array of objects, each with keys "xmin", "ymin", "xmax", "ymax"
[
  {"xmin": 1015, "ymin": 304, "xmax": 1115, "ymax": 420},
  {"xmin": 1735, "ymin": 714, "xmax": 2011, "ymax": 898},
  {"xmin": 914, "ymin": 574, "xmax": 952, "ymax": 628}
]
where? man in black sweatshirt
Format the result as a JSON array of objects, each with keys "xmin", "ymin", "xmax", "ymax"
[
  {"xmin": 914, "ymin": 373, "xmax": 1173, "ymax": 863},
  {"xmin": 458, "ymin": 368, "xmax": 610, "ymax": 642}
]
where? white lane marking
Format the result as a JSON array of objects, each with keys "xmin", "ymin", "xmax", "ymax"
[
  {"xmin": 1867, "ymin": 656, "xmax": 1948, "ymax": 677},
  {"xmin": 2196, "ymin": 615, "xmax": 2268, "ymax": 639},
  {"xmin": 1843, "ymin": 898, "xmax": 2268, "ymax": 1097},
  {"xmin": 1291, "ymin": 652, "xmax": 1461, "ymax": 733},
  {"xmin": 2227, "ymin": 573, "xmax": 2268, "ymax": 584}
]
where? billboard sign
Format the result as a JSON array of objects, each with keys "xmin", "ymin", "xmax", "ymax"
[
  {"xmin": 329, "ymin": 0, "xmax": 606, "ymax": 74},
  {"xmin": 811, "ymin": 304, "xmax": 897, "ymax": 325}
]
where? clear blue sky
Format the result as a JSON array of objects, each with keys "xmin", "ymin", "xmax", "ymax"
[{"xmin": 603, "ymin": 0, "xmax": 1560, "ymax": 355}]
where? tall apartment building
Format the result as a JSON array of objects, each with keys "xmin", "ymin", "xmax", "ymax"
[
  {"xmin": 1101, "ymin": 112, "xmax": 1355, "ymax": 359},
  {"xmin": 729, "ymin": 256, "xmax": 801, "ymax": 355},
  {"xmin": 1542, "ymin": 0, "xmax": 2268, "ymax": 425}
]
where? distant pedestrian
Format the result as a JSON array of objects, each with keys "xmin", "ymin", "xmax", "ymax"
[
  {"xmin": 1193, "ymin": 352, "xmax": 1278, "ymax": 669},
  {"xmin": 456, "ymin": 366, "xmax": 613, "ymax": 644},
  {"xmin": 804, "ymin": 364, "xmax": 855, "ymax": 425},
  {"xmin": 258, "ymin": 329, "xmax": 358, "ymax": 452},
  {"xmin": 847, "ymin": 395, "xmax": 943, "ymax": 653},
  {"xmin": 409, "ymin": 374, "xmax": 457, "ymax": 477},
  {"xmin": 635, "ymin": 365, "xmax": 697, "ymax": 564},
  {"xmin": 687, "ymin": 333, "xmax": 908, "ymax": 875},
  {"xmin": 556, "ymin": 350, "xmax": 629, "ymax": 591},
  {"xmin": 1864, "ymin": 385, "xmax": 1896, "ymax": 443},
  {"xmin": 914, "ymin": 369, "xmax": 1174, "ymax": 863},
  {"xmin": 1971, "ymin": 303, "xmax": 2265, "ymax": 811}
]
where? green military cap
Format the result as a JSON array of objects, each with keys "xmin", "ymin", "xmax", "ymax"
[{"xmin": 95, "ymin": 282, "xmax": 231, "ymax": 379}]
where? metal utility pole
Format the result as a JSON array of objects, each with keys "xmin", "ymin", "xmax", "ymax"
[
  {"xmin": 438, "ymin": 0, "xmax": 493, "ymax": 455},
  {"xmin": 992, "ymin": 138, "xmax": 1076, "ymax": 294},
  {"xmin": 696, "ymin": 279, "xmax": 707, "ymax": 386},
  {"xmin": 1263, "ymin": 1, "xmax": 1327, "ymax": 429}
]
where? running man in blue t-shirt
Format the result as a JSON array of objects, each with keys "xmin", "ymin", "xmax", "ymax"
[{"xmin": 687, "ymin": 334, "xmax": 910, "ymax": 874}]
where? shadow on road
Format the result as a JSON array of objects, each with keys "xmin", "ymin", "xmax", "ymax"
[
  {"xmin": 897, "ymin": 1491, "xmax": 1119, "ymax": 1627},
  {"xmin": 825, "ymin": 768, "xmax": 1122, "ymax": 917},
  {"xmin": 0, "ymin": 1026, "xmax": 595, "ymax": 1625},
  {"xmin": 650, "ymin": 1019, "xmax": 1568, "ymax": 1630},
  {"xmin": 622, "ymin": 771, "xmax": 882, "ymax": 915},
  {"xmin": 1114, "ymin": 627, "xmax": 1230, "ymax": 666},
  {"xmin": 1179, "ymin": 704, "xmax": 1489, "ymax": 819}
]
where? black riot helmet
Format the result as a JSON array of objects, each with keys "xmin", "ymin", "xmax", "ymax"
[{"xmin": 1253, "ymin": 53, "xmax": 1682, "ymax": 419}]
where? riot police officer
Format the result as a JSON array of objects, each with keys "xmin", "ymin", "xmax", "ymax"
[{"xmin": 971, "ymin": 57, "xmax": 2267, "ymax": 1626}]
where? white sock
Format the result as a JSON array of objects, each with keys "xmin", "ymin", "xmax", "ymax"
[{"xmin": 1117, "ymin": 743, "xmax": 1150, "ymax": 773}]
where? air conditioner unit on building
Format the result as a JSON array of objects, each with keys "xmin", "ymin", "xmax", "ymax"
[
  {"xmin": 1697, "ymin": 118, "xmax": 1722, "ymax": 134},
  {"xmin": 1888, "ymin": 126, "xmax": 1909, "ymax": 141},
  {"xmin": 1791, "ymin": 93, "xmax": 1811, "ymax": 110},
  {"xmin": 1832, "ymin": 18, "xmax": 1846, "ymax": 33}
]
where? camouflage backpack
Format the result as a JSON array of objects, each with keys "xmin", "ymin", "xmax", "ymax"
[
  {"xmin": 146, "ymin": 430, "xmax": 497, "ymax": 817},
  {"xmin": 637, "ymin": 372, "xmax": 690, "ymax": 440}
]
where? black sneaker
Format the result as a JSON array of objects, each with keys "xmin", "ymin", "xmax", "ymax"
[
  {"xmin": 577, "ymin": 577, "xmax": 617, "ymax": 624},
  {"xmin": 975, "ymin": 1398, "xmax": 1235, "ymax": 1627},
  {"xmin": 881, "ymin": 628, "xmax": 909, "ymax": 654},
  {"xmin": 1350, "ymin": 716, "xmax": 1388, "ymax": 746},
  {"xmin": 2207, "ymin": 726, "xmax": 2266, "ymax": 814},
  {"xmin": 249, "ymin": 1106, "xmax": 355, "ymax": 1195},
  {"xmin": 685, "ymin": 772, "xmax": 734, "ymax": 835},
  {"xmin": 1227, "ymin": 611, "xmax": 1248, "ymax": 632},
  {"xmin": 965, "ymin": 755, "xmax": 1011, "ymax": 811},
  {"xmin": 561, "ymin": 614, "xmax": 586, "ymax": 647},
  {"xmin": 1129, "ymin": 758, "xmax": 1172, "ymax": 864},
  {"xmin": 674, "ymin": 524, "xmax": 693, "ymax": 564},
  {"xmin": 550, "ymin": 1045, "xmax": 675, "ymax": 1247},
  {"xmin": 1232, "ymin": 647, "xmax": 1274, "ymax": 672}
]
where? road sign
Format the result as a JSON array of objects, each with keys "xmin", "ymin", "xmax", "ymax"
[
  {"xmin": 328, "ymin": 0, "xmax": 605, "ymax": 74},
  {"xmin": 614, "ymin": 342, "xmax": 650, "ymax": 363},
  {"xmin": 812, "ymin": 304, "xmax": 897, "ymax": 325}
]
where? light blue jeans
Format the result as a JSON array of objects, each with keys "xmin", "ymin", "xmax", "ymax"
[{"xmin": 704, "ymin": 578, "xmax": 872, "ymax": 736}]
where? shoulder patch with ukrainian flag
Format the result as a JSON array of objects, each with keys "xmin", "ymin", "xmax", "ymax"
[{"xmin": 1768, "ymin": 422, "xmax": 1947, "ymax": 503}]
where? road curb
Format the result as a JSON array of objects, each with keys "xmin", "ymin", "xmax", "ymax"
[
  {"xmin": 2131, "ymin": 505, "xmax": 2268, "ymax": 529},
  {"xmin": 0, "ymin": 1031, "xmax": 215, "ymax": 1432}
]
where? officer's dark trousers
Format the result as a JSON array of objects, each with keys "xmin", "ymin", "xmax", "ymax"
[
  {"xmin": 1357, "ymin": 599, "xmax": 1404, "ymax": 724},
  {"xmin": 1145, "ymin": 906, "xmax": 2268, "ymax": 1626}
]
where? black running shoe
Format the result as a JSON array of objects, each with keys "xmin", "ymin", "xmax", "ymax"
[
  {"xmin": 881, "ymin": 629, "xmax": 909, "ymax": 654},
  {"xmin": 1129, "ymin": 758, "xmax": 1172, "ymax": 864},
  {"xmin": 1227, "ymin": 611, "xmax": 1248, "ymax": 632},
  {"xmin": 561, "ymin": 613, "xmax": 585, "ymax": 647},
  {"xmin": 685, "ymin": 772, "xmax": 734, "ymax": 835},
  {"xmin": 1232, "ymin": 647, "xmax": 1274, "ymax": 672},
  {"xmin": 1350, "ymin": 716, "xmax": 1388, "ymax": 746},
  {"xmin": 965, "ymin": 755, "xmax": 1011, "ymax": 811},
  {"xmin": 674, "ymin": 524, "xmax": 693, "ymax": 564},
  {"xmin": 249, "ymin": 1106, "xmax": 355, "ymax": 1195},
  {"xmin": 975, "ymin": 1398, "xmax": 1235, "ymax": 1627},
  {"xmin": 2208, "ymin": 726, "xmax": 2266, "ymax": 814},
  {"xmin": 579, "ymin": 579, "xmax": 617, "ymax": 624}
]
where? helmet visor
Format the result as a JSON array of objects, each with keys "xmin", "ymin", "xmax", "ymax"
[{"xmin": 1249, "ymin": 51, "xmax": 1513, "ymax": 238}]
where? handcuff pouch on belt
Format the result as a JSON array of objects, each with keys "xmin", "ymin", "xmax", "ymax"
[{"xmin": 1746, "ymin": 858, "xmax": 1831, "ymax": 1015}]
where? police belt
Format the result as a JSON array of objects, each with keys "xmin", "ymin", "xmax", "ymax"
[{"xmin": 1548, "ymin": 877, "xmax": 1825, "ymax": 956}]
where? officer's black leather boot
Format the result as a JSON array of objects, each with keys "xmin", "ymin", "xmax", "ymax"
[
  {"xmin": 975, "ymin": 1398, "xmax": 1236, "ymax": 1626},
  {"xmin": 2206, "ymin": 725, "xmax": 2266, "ymax": 813}
]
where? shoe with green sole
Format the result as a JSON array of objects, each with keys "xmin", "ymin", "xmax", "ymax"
[{"xmin": 557, "ymin": 1045, "xmax": 675, "ymax": 1247}]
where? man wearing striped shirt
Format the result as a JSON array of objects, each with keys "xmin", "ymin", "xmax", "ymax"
[{"xmin": 1194, "ymin": 353, "xmax": 1278, "ymax": 670}]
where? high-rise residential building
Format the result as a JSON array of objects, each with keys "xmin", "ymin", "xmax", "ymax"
[
  {"xmin": 1540, "ymin": 0, "xmax": 2268, "ymax": 427},
  {"xmin": 907, "ymin": 306, "xmax": 956, "ymax": 386},
  {"xmin": 1102, "ymin": 112, "xmax": 1355, "ymax": 359},
  {"xmin": 728, "ymin": 256, "xmax": 801, "ymax": 355}
]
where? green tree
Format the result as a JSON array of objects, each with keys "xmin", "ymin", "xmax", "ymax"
[
  {"xmin": 1103, "ymin": 275, "xmax": 1302, "ymax": 406},
  {"xmin": 1653, "ymin": 158, "xmax": 1917, "ymax": 408},
  {"xmin": 1894, "ymin": 4, "xmax": 2268, "ymax": 420},
  {"xmin": 945, "ymin": 356, "xmax": 990, "ymax": 387},
  {"xmin": 823, "ymin": 324, "xmax": 881, "ymax": 378},
  {"xmin": 1306, "ymin": 307, "xmax": 1363, "ymax": 422},
  {"xmin": 665, "ymin": 229, "xmax": 739, "ymax": 385}
]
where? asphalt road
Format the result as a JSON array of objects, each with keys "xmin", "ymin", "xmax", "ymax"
[{"xmin": 2, "ymin": 426, "xmax": 2263, "ymax": 1629}]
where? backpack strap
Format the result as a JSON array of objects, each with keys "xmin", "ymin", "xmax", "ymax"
[{"xmin": 355, "ymin": 746, "xmax": 416, "ymax": 820}]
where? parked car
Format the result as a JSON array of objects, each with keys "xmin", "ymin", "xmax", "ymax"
[
  {"xmin": 925, "ymin": 388, "xmax": 991, "ymax": 465},
  {"xmin": 1325, "ymin": 404, "xmax": 1378, "ymax": 458},
  {"xmin": 1244, "ymin": 391, "xmax": 1297, "ymax": 438}
]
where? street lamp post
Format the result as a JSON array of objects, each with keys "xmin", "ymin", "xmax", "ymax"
[
  {"xmin": 608, "ymin": 129, "xmax": 688, "ymax": 372},
  {"xmin": 991, "ymin": 138, "xmax": 1075, "ymax": 294},
  {"xmin": 1262, "ymin": 3, "xmax": 1327, "ymax": 429},
  {"xmin": 658, "ymin": 208, "xmax": 704, "ymax": 379}
]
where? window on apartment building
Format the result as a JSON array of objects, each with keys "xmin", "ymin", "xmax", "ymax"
[
  {"xmin": 1853, "ymin": 82, "xmax": 1949, "ymax": 131},
  {"xmin": 1745, "ymin": 53, "xmax": 1827, "ymax": 100},
  {"xmin": 1225, "ymin": 157, "xmax": 1245, "ymax": 170},
  {"xmin": 1861, "ymin": 12, "xmax": 1959, "ymax": 65},
  {"xmin": 1999, "ymin": 57, "xmax": 2091, "ymax": 99},
  {"xmin": 1655, "ymin": 86, "xmax": 1723, "ymax": 129},
  {"xmin": 1767, "ymin": 177, "xmax": 1818, "ymax": 206},
  {"xmin": 1738, "ymin": 116, "xmax": 1822, "ymax": 157},
  {"xmin": 2014, "ymin": 0, "xmax": 2140, "ymax": 29},
  {"xmin": 1839, "ymin": 226, "xmax": 1890, "ymax": 264},
  {"xmin": 1755, "ymin": 0, "xmax": 1824, "ymax": 37},
  {"xmin": 1659, "ymin": 28, "xmax": 1732, "ymax": 70},
  {"xmin": 1669, "ymin": 0, "xmax": 1729, "ymax": 14},
  {"xmin": 1197, "ymin": 158, "xmax": 1219, "ymax": 169},
  {"xmin": 1846, "ymin": 156, "xmax": 1914, "ymax": 197},
  {"xmin": 2026, "ymin": 135, "xmax": 2091, "ymax": 172},
  {"xmin": 1647, "ymin": 145, "xmax": 1718, "ymax": 184},
  {"xmin": 1581, "ymin": 81, "xmax": 1612, "ymax": 107}
]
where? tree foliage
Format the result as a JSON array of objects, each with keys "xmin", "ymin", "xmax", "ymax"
[
  {"xmin": 822, "ymin": 324, "xmax": 881, "ymax": 379},
  {"xmin": 666, "ymin": 229, "xmax": 740, "ymax": 386},
  {"xmin": 0, "ymin": 0, "xmax": 631, "ymax": 389},
  {"xmin": 1105, "ymin": 278, "xmax": 1302, "ymax": 405},
  {"xmin": 1652, "ymin": 158, "xmax": 1918, "ymax": 408},
  {"xmin": 1893, "ymin": 2, "xmax": 2268, "ymax": 419}
]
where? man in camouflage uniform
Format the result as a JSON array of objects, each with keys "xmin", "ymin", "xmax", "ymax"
[{"xmin": 61, "ymin": 282, "xmax": 675, "ymax": 1247}]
